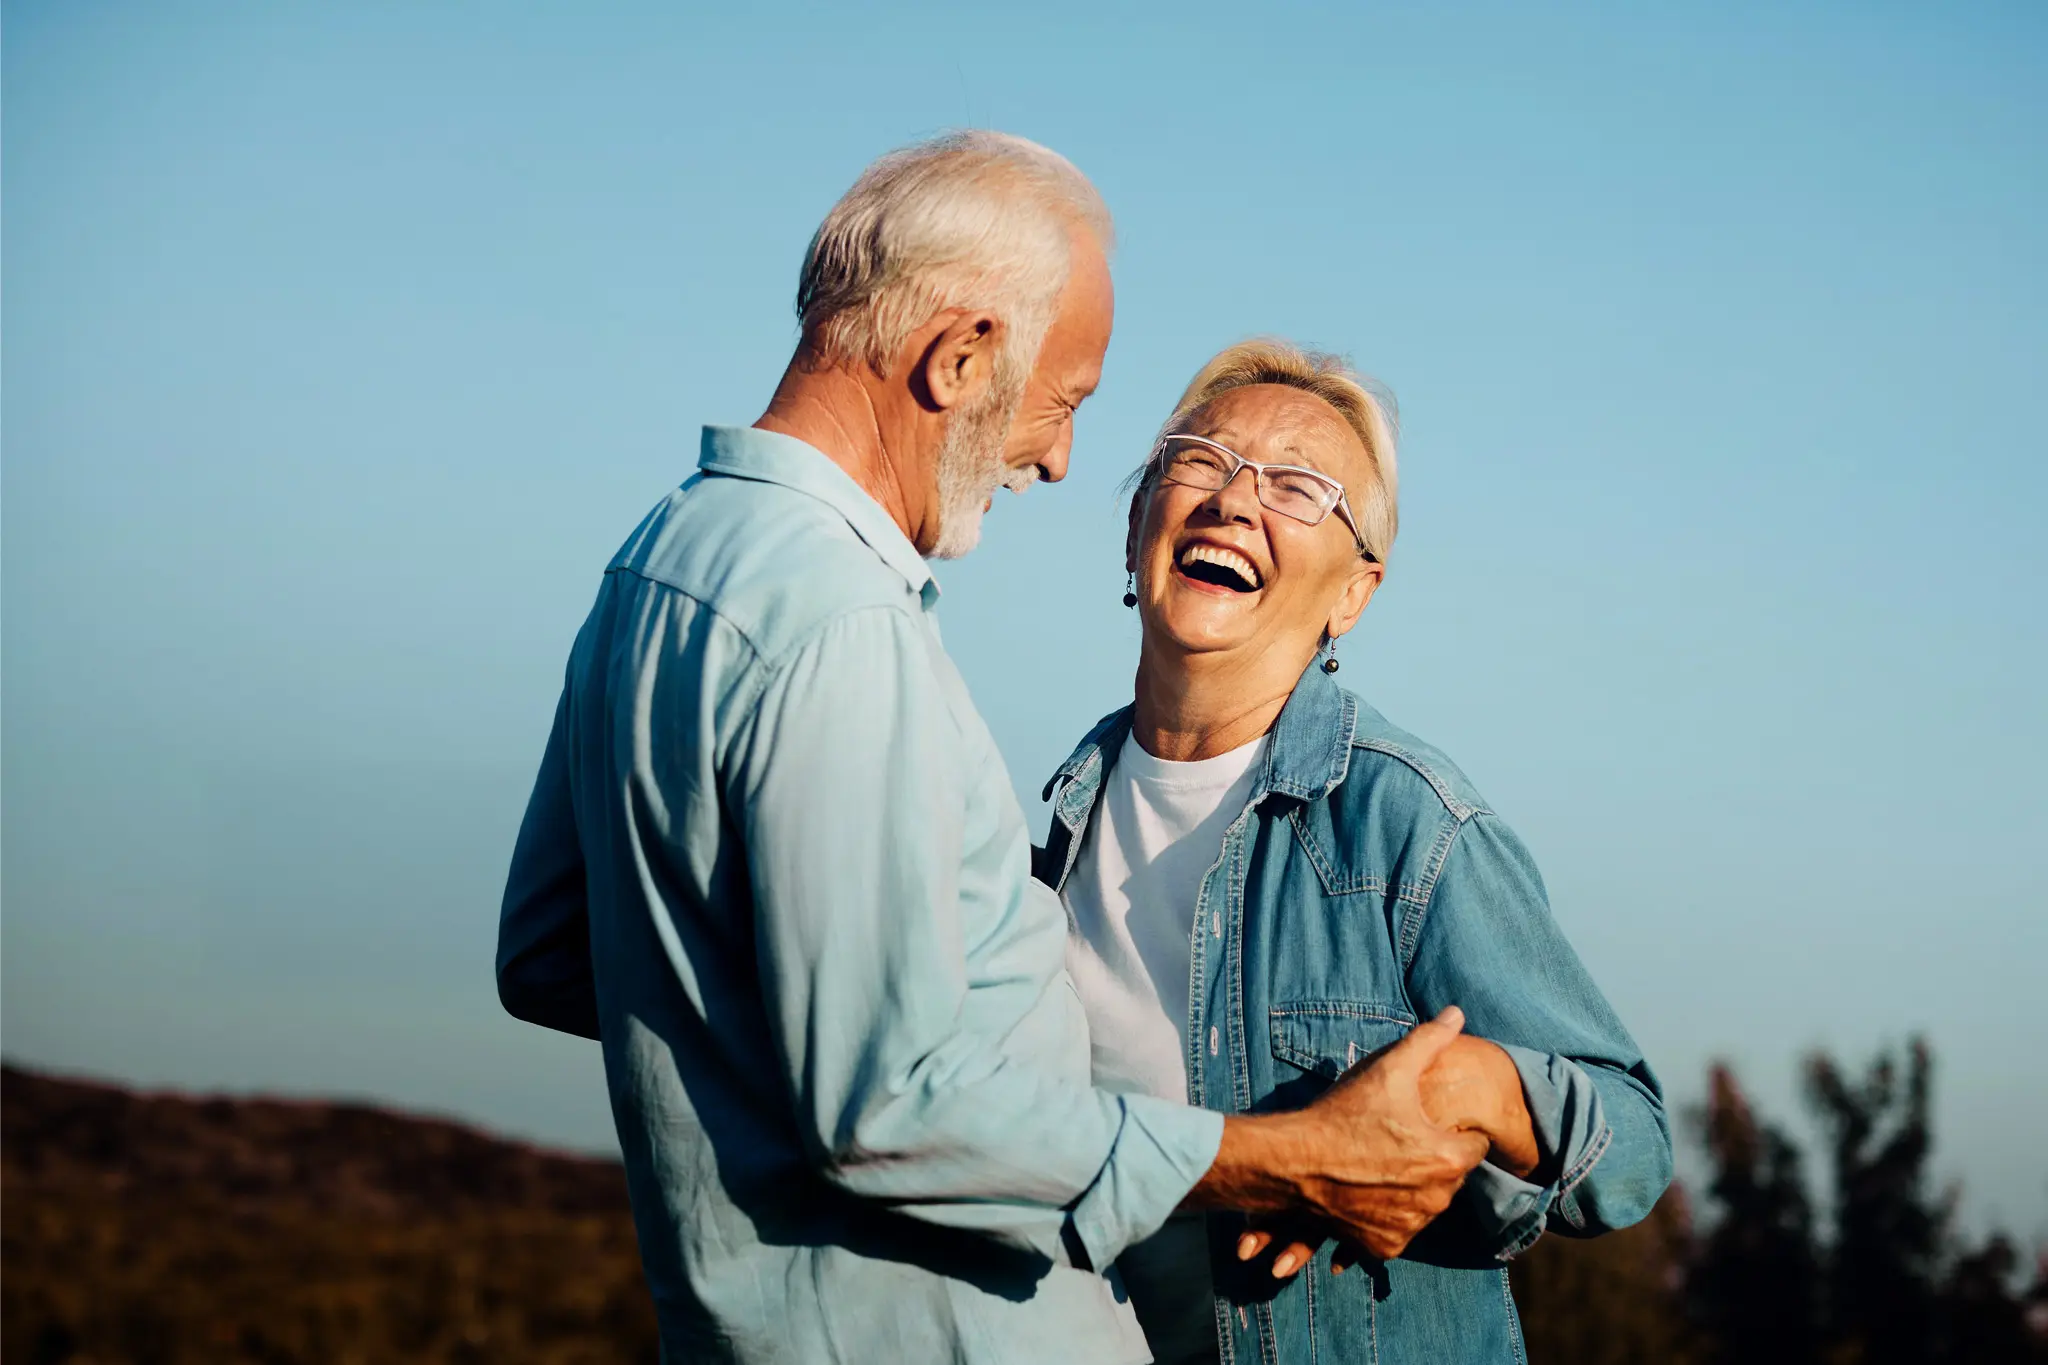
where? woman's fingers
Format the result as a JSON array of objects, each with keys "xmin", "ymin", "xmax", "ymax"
[
  {"xmin": 1238, "ymin": 1227, "xmax": 1322, "ymax": 1277},
  {"xmin": 1270, "ymin": 1241, "xmax": 1317, "ymax": 1278}
]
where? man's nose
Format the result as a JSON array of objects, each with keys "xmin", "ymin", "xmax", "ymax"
[{"xmin": 1037, "ymin": 428, "xmax": 1072, "ymax": 484}]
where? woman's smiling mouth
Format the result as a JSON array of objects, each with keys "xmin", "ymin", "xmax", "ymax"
[{"xmin": 1175, "ymin": 542, "xmax": 1263, "ymax": 593}]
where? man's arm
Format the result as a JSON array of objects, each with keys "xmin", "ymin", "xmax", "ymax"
[{"xmin": 496, "ymin": 687, "xmax": 601, "ymax": 1041}]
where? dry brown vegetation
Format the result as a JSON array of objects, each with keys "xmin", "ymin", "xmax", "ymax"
[
  {"xmin": 1, "ymin": 1065, "xmax": 658, "ymax": 1365},
  {"xmin": 6, "ymin": 1048, "xmax": 2043, "ymax": 1364}
]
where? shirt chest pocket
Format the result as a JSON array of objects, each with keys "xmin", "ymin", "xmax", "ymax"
[{"xmin": 1267, "ymin": 1003, "xmax": 1416, "ymax": 1108}]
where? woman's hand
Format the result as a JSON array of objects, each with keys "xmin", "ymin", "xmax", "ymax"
[{"xmin": 1418, "ymin": 1035, "xmax": 1540, "ymax": 1179}]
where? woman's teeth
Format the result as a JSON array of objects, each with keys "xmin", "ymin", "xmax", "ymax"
[{"xmin": 1178, "ymin": 544, "xmax": 1262, "ymax": 591}]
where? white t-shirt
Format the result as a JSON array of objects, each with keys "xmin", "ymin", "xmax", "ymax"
[
  {"xmin": 1063, "ymin": 730, "xmax": 1266, "ymax": 1365},
  {"xmin": 1064, "ymin": 730, "xmax": 1268, "ymax": 1104}
]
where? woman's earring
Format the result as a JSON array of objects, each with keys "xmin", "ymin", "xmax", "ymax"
[
  {"xmin": 1321, "ymin": 638, "xmax": 1341, "ymax": 674},
  {"xmin": 1122, "ymin": 573, "xmax": 1138, "ymax": 609}
]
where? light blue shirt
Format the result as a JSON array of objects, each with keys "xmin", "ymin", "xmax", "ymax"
[{"xmin": 498, "ymin": 426, "xmax": 1225, "ymax": 1364}]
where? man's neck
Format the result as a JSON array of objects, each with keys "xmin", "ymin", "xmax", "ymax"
[
  {"xmin": 1131, "ymin": 640, "xmax": 1309, "ymax": 762},
  {"xmin": 754, "ymin": 358, "xmax": 922, "ymax": 545}
]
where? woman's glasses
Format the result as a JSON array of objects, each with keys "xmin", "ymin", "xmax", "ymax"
[{"xmin": 1153, "ymin": 434, "xmax": 1374, "ymax": 561}]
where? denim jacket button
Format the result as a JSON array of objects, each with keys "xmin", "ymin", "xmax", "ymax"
[{"xmin": 1209, "ymin": 1025, "xmax": 1220, "ymax": 1056}]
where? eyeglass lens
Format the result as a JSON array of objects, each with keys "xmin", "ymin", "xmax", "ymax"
[{"xmin": 1161, "ymin": 440, "xmax": 1338, "ymax": 526}]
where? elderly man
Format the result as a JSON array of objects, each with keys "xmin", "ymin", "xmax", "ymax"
[{"xmin": 497, "ymin": 132, "xmax": 1496, "ymax": 1363}]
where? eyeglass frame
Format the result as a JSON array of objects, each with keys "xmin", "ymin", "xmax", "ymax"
[{"xmin": 1148, "ymin": 432, "xmax": 1377, "ymax": 562}]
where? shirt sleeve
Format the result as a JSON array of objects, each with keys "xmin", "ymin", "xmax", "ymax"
[
  {"xmin": 496, "ymin": 686, "xmax": 602, "ymax": 1041},
  {"xmin": 1401, "ymin": 812, "xmax": 1673, "ymax": 1264},
  {"xmin": 724, "ymin": 606, "xmax": 1223, "ymax": 1269}
]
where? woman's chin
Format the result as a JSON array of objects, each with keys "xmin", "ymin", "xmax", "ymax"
[{"xmin": 1145, "ymin": 607, "xmax": 1263, "ymax": 659}]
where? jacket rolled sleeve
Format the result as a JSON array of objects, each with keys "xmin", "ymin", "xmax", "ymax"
[
  {"xmin": 1404, "ymin": 812, "xmax": 1672, "ymax": 1262},
  {"xmin": 725, "ymin": 606, "xmax": 1222, "ymax": 1268}
]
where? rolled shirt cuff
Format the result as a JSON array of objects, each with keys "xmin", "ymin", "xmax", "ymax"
[
  {"xmin": 1468, "ymin": 1044, "xmax": 1613, "ymax": 1259},
  {"xmin": 1068, "ymin": 1094, "xmax": 1226, "ymax": 1274}
]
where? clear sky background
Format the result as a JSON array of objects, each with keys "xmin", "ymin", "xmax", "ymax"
[{"xmin": 5, "ymin": 2, "xmax": 2044, "ymax": 1238}]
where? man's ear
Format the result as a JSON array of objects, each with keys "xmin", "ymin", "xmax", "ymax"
[
  {"xmin": 918, "ymin": 309, "xmax": 1001, "ymax": 413},
  {"xmin": 1327, "ymin": 560, "xmax": 1384, "ymax": 640}
]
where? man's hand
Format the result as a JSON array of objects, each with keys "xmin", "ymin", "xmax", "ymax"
[
  {"xmin": 1228, "ymin": 1031, "xmax": 1540, "ymax": 1285},
  {"xmin": 1236, "ymin": 1023, "xmax": 1547, "ymax": 1278},
  {"xmin": 1185, "ymin": 1006, "xmax": 1492, "ymax": 1267}
]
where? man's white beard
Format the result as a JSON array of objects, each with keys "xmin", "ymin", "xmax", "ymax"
[{"xmin": 928, "ymin": 384, "xmax": 1032, "ymax": 561}]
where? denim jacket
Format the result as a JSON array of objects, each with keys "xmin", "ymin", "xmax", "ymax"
[{"xmin": 1036, "ymin": 663, "xmax": 1673, "ymax": 1365}]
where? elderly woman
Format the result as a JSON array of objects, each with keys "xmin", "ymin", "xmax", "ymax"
[{"xmin": 1039, "ymin": 340, "xmax": 1672, "ymax": 1363}]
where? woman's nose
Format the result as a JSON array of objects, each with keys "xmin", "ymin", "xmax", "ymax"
[{"xmin": 1201, "ymin": 466, "xmax": 1261, "ymax": 524}]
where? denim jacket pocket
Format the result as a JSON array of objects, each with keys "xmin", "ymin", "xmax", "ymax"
[{"xmin": 1269, "ymin": 1002, "xmax": 1417, "ymax": 1080}]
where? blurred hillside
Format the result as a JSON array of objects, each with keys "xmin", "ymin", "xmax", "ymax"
[
  {"xmin": 1, "ymin": 1064, "xmax": 657, "ymax": 1364},
  {"xmin": 6, "ymin": 1046, "xmax": 2044, "ymax": 1364}
]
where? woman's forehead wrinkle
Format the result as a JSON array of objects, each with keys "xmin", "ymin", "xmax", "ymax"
[
  {"xmin": 1264, "ymin": 422, "xmax": 1349, "ymax": 477},
  {"xmin": 1274, "ymin": 441, "xmax": 1332, "ymax": 474}
]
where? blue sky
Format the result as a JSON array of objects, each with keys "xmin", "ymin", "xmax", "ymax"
[{"xmin": 5, "ymin": 2, "xmax": 2044, "ymax": 1237}]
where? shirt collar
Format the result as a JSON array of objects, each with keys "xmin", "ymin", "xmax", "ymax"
[
  {"xmin": 1043, "ymin": 661, "xmax": 1357, "ymax": 815},
  {"xmin": 697, "ymin": 425, "xmax": 938, "ymax": 606},
  {"xmin": 1261, "ymin": 662, "xmax": 1357, "ymax": 801}
]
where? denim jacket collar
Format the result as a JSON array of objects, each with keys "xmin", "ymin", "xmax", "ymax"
[{"xmin": 1043, "ymin": 660, "xmax": 1359, "ymax": 833}]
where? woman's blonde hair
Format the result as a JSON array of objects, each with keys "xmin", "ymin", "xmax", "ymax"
[{"xmin": 1136, "ymin": 338, "xmax": 1400, "ymax": 563}]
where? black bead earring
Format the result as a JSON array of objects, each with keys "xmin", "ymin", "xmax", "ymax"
[
  {"xmin": 1122, "ymin": 573, "xmax": 1138, "ymax": 608},
  {"xmin": 1322, "ymin": 639, "xmax": 1341, "ymax": 674}
]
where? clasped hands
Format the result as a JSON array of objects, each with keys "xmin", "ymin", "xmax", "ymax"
[{"xmin": 1187, "ymin": 1006, "xmax": 1539, "ymax": 1279}]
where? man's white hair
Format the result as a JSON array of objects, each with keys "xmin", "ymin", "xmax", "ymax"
[{"xmin": 796, "ymin": 131, "xmax": 1114, "ymax": 381}]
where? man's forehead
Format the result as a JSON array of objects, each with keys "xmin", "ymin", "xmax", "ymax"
[
  {"xmin": 1044, "ymin": 234, "xmax": 1112, "ymax": 379},
  {"xmin": 1066, "ymin": 231, "xmax": 1114, "ymax": 337},
  {"xmin": 1068, "ymin": 354, "xmax": 1105, "ymax": 400},
  {"xmin": 1049, "ymin": 320, "xmax": 1109, "ymax": 405}
]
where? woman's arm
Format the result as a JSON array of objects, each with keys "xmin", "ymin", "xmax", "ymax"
[
  {"xmin": 1237, "ymin": 811, "xmax": 1670, "ymax": 1280},
  {"xmin": 1400, "ymin": 811, "xmax": 1673, "ymax": 1262}
]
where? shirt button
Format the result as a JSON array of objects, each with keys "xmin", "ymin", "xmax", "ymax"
[
  {"xmin": 1211, "ymin": 910, "xmax": 1222, "ymax": 939},
  {"xmin": 1209, "ymin": 1026, "xmax": 1220, "ymax": 1057}
]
